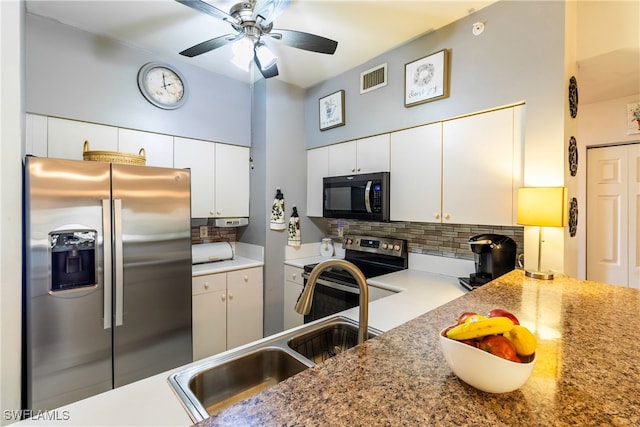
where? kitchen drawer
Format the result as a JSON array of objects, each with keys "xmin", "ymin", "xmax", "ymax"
[
  {"xmin": 192, "ymin": 273, "xmax": 226, "ymax": 296},
  {"xmin": 284, "ymin": 265, "xmax": 304, "ymax": 285}
]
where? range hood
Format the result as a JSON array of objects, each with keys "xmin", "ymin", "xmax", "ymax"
[
  {"xmin": 213, "ymin": 218, "xmax": 249, "ymax": 227},
  {"xmin": 191, "ymin": 217, "xmax": 249, "ymax": 228}
]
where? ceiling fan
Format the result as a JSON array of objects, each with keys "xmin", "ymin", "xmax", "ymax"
[{"xmin": 175, "ymin": 0, "xmax": 338, "ymax": 79}]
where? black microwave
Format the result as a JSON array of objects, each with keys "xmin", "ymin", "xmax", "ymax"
[{"xmin": 323, "ymin": 172, "xmax": 390, "ymax": 222}]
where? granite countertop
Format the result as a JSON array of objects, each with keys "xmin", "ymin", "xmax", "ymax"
[{"xmin": 197, "ymin": 270, "xmax": 640, "ymax": 426}]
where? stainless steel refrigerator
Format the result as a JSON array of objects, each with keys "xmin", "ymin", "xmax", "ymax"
[{"xmin": 23, "ymin": 156, "xmax": 192, "ymax": 411}]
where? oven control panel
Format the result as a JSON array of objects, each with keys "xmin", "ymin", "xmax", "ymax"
[{"xmin": 343, "ymin": 235, "xmax": 406, "ymax": 255}]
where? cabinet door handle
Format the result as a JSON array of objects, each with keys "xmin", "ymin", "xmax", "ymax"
[
  {"xmin": 444, "ymin": 213, "xmax": 451, "ymax": 220},
  {"xmin": 209, "ymin": 209, "xmax": 215, "ymax": 216},
  {"xmin": 292, "ymin": 273, "xmax": 296, "ymax": 280},
  {"xmin": 434, "ymin": 213, "xmax": 441, "ymax": 219},
  {"xmin": 221, "ymin": 294, "xmax": 226, "ymax": 302},
  {"xmin": 228, "ymin": 293, "xmax": 233, "ymax": 300},
  {"xmin": 204, "ymin": 282, "xmax": 209, "ymax": 290},
  {"xmin": 244, "ymin": 275, "xmax": 249, "ymax": 282}
]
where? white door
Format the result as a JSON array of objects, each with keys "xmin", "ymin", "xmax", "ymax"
[
  {"xmin": 390, "ymin": 123, "xmax": 442, "ymax": 222},
  {"xmin": 442, "ymin": 107, "xmax": 515, "ymax": 225},
  {"xmin": 587, "ymin": 144, "xmax": 640, "ymax": 288},
  {"xmin": 226, "ymin": 267, "xmax": 263, "ymax": 349},
  {"xmin": 356, "ymin": 134, "xmax": 390, "ymax": 174},
  {"xmin": 174, "ymin": 137, "xmax": 216, "ymax": 218},
  {"xmin": 48, "ymin": 117, "xmax": 118, "ymax": 160},
  {"xmin": 328, "ymin": 140, "xmax": 357, "ymax": 176},
  {"xmin": 215, "ymin": 144, "xmax": 250, "ymax": 217}
]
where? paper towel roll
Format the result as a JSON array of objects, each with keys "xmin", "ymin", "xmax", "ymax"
[{"xmin": 192, "ymin": 242, "xmax": 234, "ymax": 264}]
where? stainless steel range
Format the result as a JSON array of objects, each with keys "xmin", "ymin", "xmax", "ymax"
[{"xmin": 301, "ymin": 235, "xmax": 408, "ymax": 323}]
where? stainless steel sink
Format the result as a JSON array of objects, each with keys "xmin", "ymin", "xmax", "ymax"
[
  {"xmin": 188, "ymin": 347, "xmax": 309, "ymax": 415},
  {"xmin": 287, "ymin": 318, "xmax": 380, "ymax": 363},
  {"xmin": 168, "ymin": 316, "xmax": 382, "ymax": 422}
]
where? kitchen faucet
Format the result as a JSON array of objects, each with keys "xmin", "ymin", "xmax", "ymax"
[{"xmin": 295, "ymin": 259, "xmax": 369, "ymax": 344}]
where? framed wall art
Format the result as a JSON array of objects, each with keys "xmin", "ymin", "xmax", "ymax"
[
  {"xmin": 404, "ymin": 49, "xmax": 450, "ymax": 107},
  {"xmin": 628, "ymin": 102, "xmax": 640, "ymax": 135},
  {"xmin": 319, "ymin": 90, "xmax": 345, "ymax": 131}
]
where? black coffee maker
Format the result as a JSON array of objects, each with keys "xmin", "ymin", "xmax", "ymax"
[{"xmin": 459, "ymin": 233, "xmax": 517, "ymax": 291}]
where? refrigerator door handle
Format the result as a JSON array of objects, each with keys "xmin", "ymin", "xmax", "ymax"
[
  {"xmin": 113, "ymin": 198, "xmax": 124, "ymax": 327},
  {"xmin": 102, "ymin": 199, "xmax": 113, "ymax": 330}
]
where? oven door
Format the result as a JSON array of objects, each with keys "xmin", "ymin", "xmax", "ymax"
[{"xmin": 302, "ymin": 278, "xmax": 359, "ymax": 323}]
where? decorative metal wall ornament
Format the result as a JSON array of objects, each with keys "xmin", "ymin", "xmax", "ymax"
[
  {"xmin": 569, "ymin": 76, "xmax": 579, "ymax": 118},
  {"xmin": 568, "ymin": 136, "xmax": 578, "ymax": 176},
  {"xmin": 569, "ymin": 197, "xmax": 578, "ymax": 237}
]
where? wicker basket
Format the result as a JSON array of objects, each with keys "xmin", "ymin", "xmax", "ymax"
[{"xmin": 82, "ymin": 140, "xmax": 146, "ymax": 165}]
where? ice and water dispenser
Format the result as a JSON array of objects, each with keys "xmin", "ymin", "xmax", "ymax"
[{"xmin": 49, "ymin": 230, "xmax": 97, "ymax": 292}]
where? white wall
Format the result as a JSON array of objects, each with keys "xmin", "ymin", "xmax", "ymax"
[
  {"xmin": 256, "ymin": 79, "xmax": 325, "ymax": 335},
  {"xmin": 25, "ymin": 14, "xmax": 251, "ymax": 146},
  {"xmin": 304, "ymin": 0, "xmax": 569, "ymax": 274},
  {"xmin": 575, "ymin": 93, "xmax": 640, "ymax": 278},
  {"xmin": 0, "ymin": 1, "xmax": 24, "ymax": 423}
]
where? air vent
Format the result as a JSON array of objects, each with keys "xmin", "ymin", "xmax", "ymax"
[{"xmin": 360, "ymin": 63, "xmax": 387, "ymax": 94}]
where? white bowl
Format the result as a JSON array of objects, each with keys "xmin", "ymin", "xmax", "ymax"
[{"xmin": 439, "ymin": 330, "xmax": 536, "ymax": 393}]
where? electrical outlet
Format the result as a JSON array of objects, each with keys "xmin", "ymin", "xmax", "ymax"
[{"xmin": 199, "ymin": 225, "xmax": 208, "ymax": 238}]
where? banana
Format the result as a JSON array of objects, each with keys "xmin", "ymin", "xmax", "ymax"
[
  {"xmin": 446, "ymin": 316, "xmax": 514, "ymax": 340},
  {"xmin": 504, "ymin": 325, "xmax": 537, "ymax": 356}
]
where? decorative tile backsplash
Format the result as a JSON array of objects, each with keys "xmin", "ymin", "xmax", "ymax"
[
  {"xmin": 191, "ymin": 226, "xmax": 237, "ymax": 245},
  {"xmin": 191, "ymin": 220, "xmax": 524, "ymax": 262},
  {"xmin": 326, "ymin": 219, "xmax": 524, "ymax": 261}
]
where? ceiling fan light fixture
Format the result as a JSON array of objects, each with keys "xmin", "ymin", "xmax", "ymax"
[
  {"xmin": 231, "ymin": 37, "xmax": 254, "ymax": 71},
  {"xmin": 255, "ymin": 42, "xmax": 277, "ymax": 70}
]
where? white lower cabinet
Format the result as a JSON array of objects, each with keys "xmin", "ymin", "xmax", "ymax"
[
  {"xmin": 283, "ymin": 265, "xmax": 304, "ymax": 330},
  {"xmin": 192, "ymin": 267, "xmax": 264, "ymax": 361},
  {"xmin": 192, "ymin": 273, "xmax": 227, "ymax": 360}
]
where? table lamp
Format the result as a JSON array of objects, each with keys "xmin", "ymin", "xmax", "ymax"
[{"xmin": 517, "ymin": 187, "xmax": 568, "ymax": 279}]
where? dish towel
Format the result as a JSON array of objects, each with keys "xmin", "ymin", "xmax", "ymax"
[
  {"xmin": 270, "ymin": 188, "xmax": 286, "ymax": 231},
  {"xmin": 288, "ymin": 206, "xmax": 301, "ymax": 246}
]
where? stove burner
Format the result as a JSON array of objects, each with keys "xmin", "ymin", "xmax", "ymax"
[{"xmin": 302, "ymin": 235, "xmax": 408, "ymax": 289}]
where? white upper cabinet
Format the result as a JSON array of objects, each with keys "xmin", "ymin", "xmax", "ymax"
[
  {"xmin": 441, "ymin": 106, "xmax": 520, "ymax": 226},
  {"xmin": 174, "ymin": 137, "xmax": 215, "ymax": 218},
  {"xmin": 328, "ymin": 134, "xmax": 390, "ymax": 176},
  {"xmin": 356, "ymin": 134, "xmax": 391, "ymax": 174},
  {"xmin": 214, "ymin": 143, "xmax": 250, "ymax": 218},
  {"xmin": 48, "ymin": 117, "xmax": 118, "ymax": 160},
  {"xmin": 28, "ymin": 115, "xmax": 173, "ymax": 168},
  {"xmin": 25, "ymin": 113, "xmax": 48, "ymax": 157},
  {"xmin": 387, "ymin": 105, "xmax": 522, "ymax": 225},
  {"xmin": 390, "ymin": 123, "xmax": 442, "ymax": 222},
  {"xmin": 118, "ymin": 128, "xmax": 174, "ymax": 168},
  {"xmin": 174, "ymin": 137, "xmax": 250, "ymax": 218},
  {"xmin": 306, "ymin": 146, "xmax": 329, "ymax": 217}
]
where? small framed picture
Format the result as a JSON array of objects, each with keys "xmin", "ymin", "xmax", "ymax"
[
  {"xmin": 319, "ymin": 90, "xmax": 345, "ymax": 131},
  {"xmin": 627, "ymin": 102, "xmax": 640, "ymax": 135},
  {"xmin": 405, "ymin": 49, "xmax": 450, "ymax": 107}
]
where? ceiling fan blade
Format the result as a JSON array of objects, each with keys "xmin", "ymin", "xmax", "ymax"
[
  {"xmin": 179, "ymin": 34, "xmax": 237, "ymax": 57},
  {"xmin": 270, "ymin": 29, "xmax": 337, "ymax": 54},
  {"xmin": 253, "ymin": 0, "xmax": 291, "ymax": 25},
  {"xmin": 174, "ymin": 0, "xmax": 240, "ymax": 25},
  {"xmin": 254, "ymin": 54, "xmax": 279, "ymax": 79}
]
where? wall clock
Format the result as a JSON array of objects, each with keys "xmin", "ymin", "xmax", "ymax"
[{"xmin": 137, "ymin": 62, "xmax": 187, "ymax": 109}]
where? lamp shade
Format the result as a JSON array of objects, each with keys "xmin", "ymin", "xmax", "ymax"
[{"xmin": 517, "ymin": 187, "xmax": 568, "ymax": 227}]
